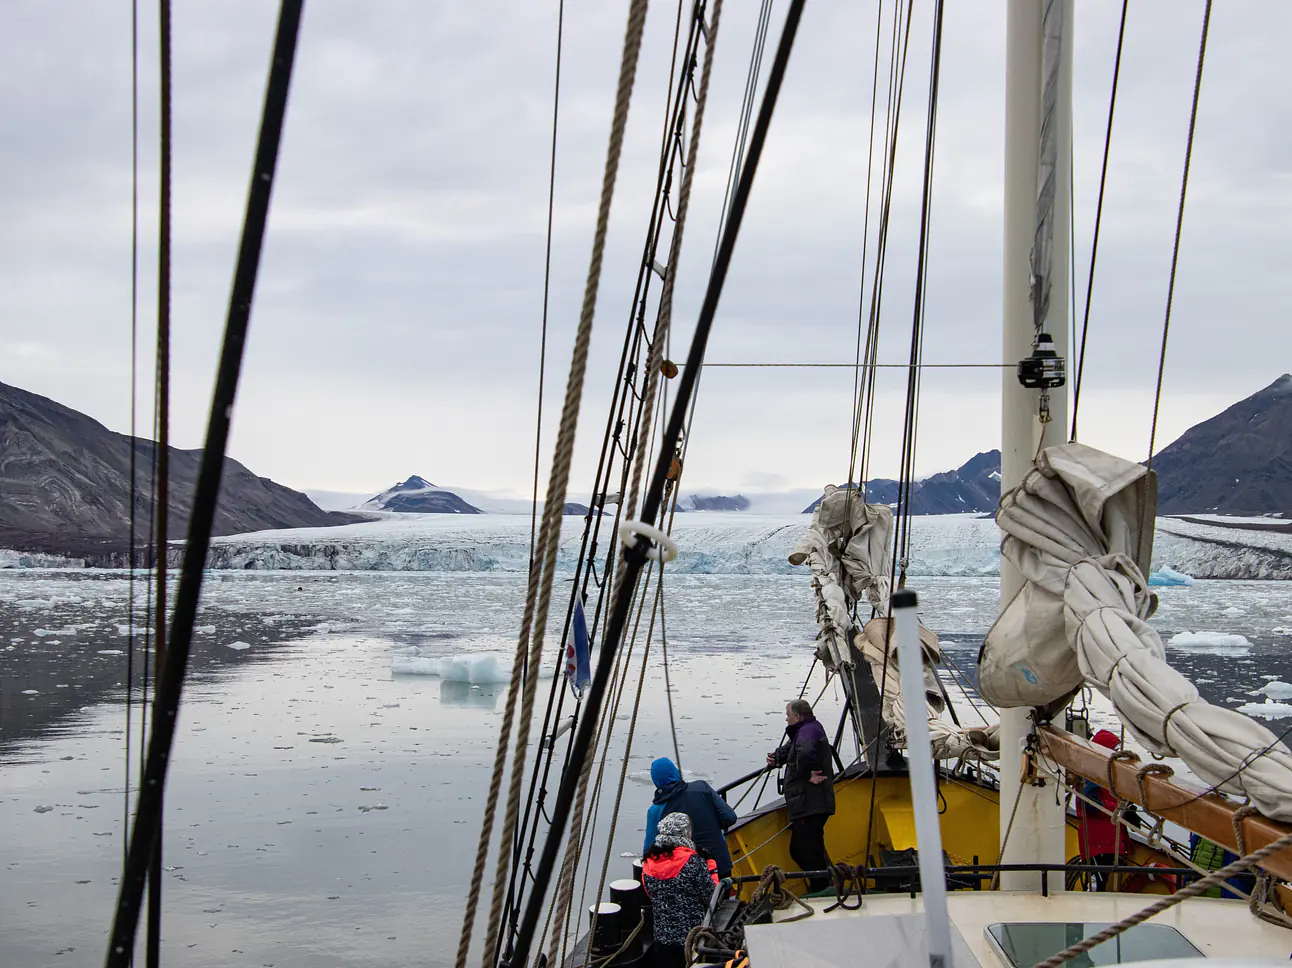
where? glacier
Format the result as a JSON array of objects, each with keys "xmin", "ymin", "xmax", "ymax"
[{"xmin": 182, "ymin": 510, "xmax": 1292, "ymax": 579}]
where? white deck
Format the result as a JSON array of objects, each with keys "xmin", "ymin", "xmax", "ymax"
[{"xmin": 757, "ymin": 890, "xmax": 1292, "ymax": 966}]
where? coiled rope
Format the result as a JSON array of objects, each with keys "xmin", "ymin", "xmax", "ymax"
[{"xmin": 459, "ymin": 4, "xmax": 652, "ymax": 966}]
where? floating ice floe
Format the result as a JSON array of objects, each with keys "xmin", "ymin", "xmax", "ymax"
[
  {"xmin": 222, "ymin": 641, "xmax": 251, "ymax": 651},
  {"xmin": 116, "ymin": 625, "xmax": 153, "ymax": 636},
  {"xmin": 1256, "ymin": 681, "xmax": 1292, "ymax": 701},
  {"xmin": 390, "ymin": 653, "xmax": 549, "ymax": 684},
  {"xmin": 97, "ymin": 649, "xmax": 124, "ymax": 656},
  {"xmin": 1236, "ymin": 698, "xmax": 1292, "ymax": 720},
  {"xmin": 1168, "ymin": 631, "xmax": 1251, "ymax": 650},
  {"xmin": 1148, "ymin": 567, "xmax": 1195, "ymax": 587}
]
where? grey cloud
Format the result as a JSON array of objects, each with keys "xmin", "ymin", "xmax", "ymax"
[{"xmin": 1, "ymin": 0, "xmax": 1288, "ymax": 498}]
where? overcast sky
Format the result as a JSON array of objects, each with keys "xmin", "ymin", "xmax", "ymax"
[{"xmin": 2, "ymin": 1, "xmax": 1289, "ymax": 502}]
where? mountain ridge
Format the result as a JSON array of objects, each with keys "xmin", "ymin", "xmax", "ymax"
[{"xmin": 0, "ymin": 381, "xmax": 361, "ymax": 562}]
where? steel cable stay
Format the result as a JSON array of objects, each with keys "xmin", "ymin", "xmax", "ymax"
[
  {"xmin": 1070, "ymin": 0, "xmax": 1129, "ymax": 442},
  {"xmin": 497, "ymin": 3, "xmax": 717, "ymax": 949},
  {"xmin": 565, "ymin": 389, "xmax": 685, "ymax": 958},
  {"xmin": 859, "ymin": 0, "xmax": 943, "ymax": 888},
  {"xmin": 504, "ymin": 5, "xmax": 807, "ymax": 966},
  {"xmin": 844, "ymin": 0, "xmax": 894, "ymax": 500},
  {"xmin": 858, "ymin": 0, "xmax": 916, "ymax": 490},
  {"xmin": 103, "ymin": 4, "xmax": 305, "ymax": 964},
  {"xmin": 553, "ymin": 10, "xmax": 803, "ymax": 939}
]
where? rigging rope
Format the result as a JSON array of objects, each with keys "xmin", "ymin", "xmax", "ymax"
[
  {"xmin": 528, "ymin": 0, "xmax": 565, "ymax": 576},
  {"xmin": 659, "ymin": 572, "xmax": 681, "ymax": 769},
  {"xmin": 104, "ymin": 4, "xmax": 304, "ymax": 964},
  {"xmin": 123, "ymin": 0, "xmax": 140, "ymax": 873},
  {"xmin": 859, "ymin": 0, "xmax": 915, "ymax": 488},
  {"xmin": 1070, "ymin": 0, "xmax": 1128, "ymax": 442},
  {"xmin": 710, "ymin": 0, "xmax": 772, "ymax": 271},
  {"xmin": 893, "ymin": 0, "xmax": 944, "ymax": 585},
  {"xmin": 501, "ymin": 3, "xmax": 700, "ymax": 939},
  {"xmin": 619, "ymin": 0, "xmax": 721, "ymax": 547},
  {"xmin": 859, "ymin": 0, "xmax": 916, "ymax": 882},
  {"xmin": 506, "ymin": 4, "xmax": 808, "ymax": 964},
  {"xmin": 845, "ymin": 0, "xmax": 888, "ymax": 495},
  {"xmin": 555, "ymin": 557, "xmax": 662, "ymax": 968},
  {"xmin": 1145, "ymin": 0, "xmax": 1212, "ymax": 478},
  {"xmin": 466, "ymin": 3, "xmax": 652, "ymax": 965},
  {"xmin": 146, "ymin": 1, "xmax": 174, "ymax": 962},
  {"xmin": 583, "ymin": 564, "xmax": 673, "ymax": 967}
]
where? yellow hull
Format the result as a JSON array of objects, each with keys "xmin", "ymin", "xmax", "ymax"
[{"xmin": 726, "ymin": 768, "xmax": 1177, "ymax": 898}]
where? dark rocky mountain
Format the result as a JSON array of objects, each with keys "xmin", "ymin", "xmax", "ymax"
[
  {"xmin": 0, "ymin": 380, "xmax": 360, "ymax": 561},
  {"xmin": 563, "ymin": 502, "xmax": 591, "ymax": 516},
  {"xmin": 1154, "ymin": 374, "xmax": 1292, "ymax": 517},
  {"xmin": 684, "ymin": 494, "xmax": 751, "ymax": 511},
  {"xmin": 363, "ymin": 475, "xmax": 483, "ymax": 514},
  {"xmin": 803, "ymin": 450, "xmax": 1001, "ymax": 515}
]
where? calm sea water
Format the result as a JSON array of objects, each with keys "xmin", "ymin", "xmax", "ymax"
[{"xmin": 2, "ymin": 571, "xmax": 1290, "ymax": 967}]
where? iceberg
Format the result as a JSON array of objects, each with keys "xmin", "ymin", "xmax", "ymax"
[
  {"xmin": 1149, "ymin": 566, "xmax": 1195, "ymax": 587},
  {"xmin": 1168, "ymin": 631, "xmax": 1251, "ymax": 649},
  {"xmin": 390, "ymin": 652, "xmax": 553, "ymax": 684},
  {"xmin": 1236, "ymin": 699, "xmax": 1292, "ymax": 721}
]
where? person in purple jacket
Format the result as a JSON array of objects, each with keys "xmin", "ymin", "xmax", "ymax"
[{"xmin": 767, "ymin": 699, "xmax": 835, "ymax": 892}]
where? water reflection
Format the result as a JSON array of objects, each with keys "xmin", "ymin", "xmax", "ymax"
[{"xmin": 439, "ymin": 679, "xmax": 505, "ymax": 710}]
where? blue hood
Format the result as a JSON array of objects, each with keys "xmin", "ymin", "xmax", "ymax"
[{"xmin": 651, "ymin": 757, "xmax": 685, "ymax": 804}]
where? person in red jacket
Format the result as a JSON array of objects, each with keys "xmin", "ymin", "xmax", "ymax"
[
  {"xmin": 641, "ymin": 813, "xmax": 719, "ymax": 968},
  {"xmin": 1077, "ymin": 728, "xmax": 1133, "ymax": 890}
]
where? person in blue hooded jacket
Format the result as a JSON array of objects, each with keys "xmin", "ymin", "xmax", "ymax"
[{"xmin": 643, "ymin": 757, "xmax": 739, "ymax": 879}]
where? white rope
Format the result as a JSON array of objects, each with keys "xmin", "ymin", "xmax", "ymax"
[{"xmin": 457, "ymin": 2, "xmax": 652, "ymax": 965}]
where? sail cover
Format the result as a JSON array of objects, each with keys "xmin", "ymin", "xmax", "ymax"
[
  {"xmin": 791, "ymin": 486, "xmax": 998, "ymax": 762},
  {"xmin": 982, "ymin": 441, "xmax": 1292, "ymax": 821}
]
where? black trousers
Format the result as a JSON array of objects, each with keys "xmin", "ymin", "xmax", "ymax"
[{"xmin": 789, "ymin": 814, "xmax": 832, "ymax": 893}]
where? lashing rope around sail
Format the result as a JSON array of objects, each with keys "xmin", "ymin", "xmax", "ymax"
[
  {"xmin": 104, "ymin": 4, "xmax": 304, "ymax": 963},
  {"xmin": 462, "ymin": 3, "xmax": 653, "ymax": 964}
]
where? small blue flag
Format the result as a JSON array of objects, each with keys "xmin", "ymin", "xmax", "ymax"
[{"xmin": 566, "ymin": 598, "xmax": 592, "ymax": 694}]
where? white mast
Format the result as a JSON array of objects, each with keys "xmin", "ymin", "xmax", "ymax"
[{"xmin": 999, "ymin": 0, "xmax": 1072, "ymax": 893}]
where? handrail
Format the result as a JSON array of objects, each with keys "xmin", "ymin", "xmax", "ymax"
[
  {"xmin": 716, "ymin": 764, "xmax": 773, "ymax": 800},
  {"xmin": 1036, "ymin": 725, "xmax": 1292, "ymax": 881}
]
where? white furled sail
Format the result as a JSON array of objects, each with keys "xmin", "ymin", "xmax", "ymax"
[
  {"xmin": 983, "ymin": 440, "xmax": 1292, "ymax": 821},
  {"xmin": 790, "ymin": 486, "xmax": 999, "ymax": 762}
]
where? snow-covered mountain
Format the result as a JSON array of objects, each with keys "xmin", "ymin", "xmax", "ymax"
[
  {"xmin": 801, "ymin": 451, "xmax": 1001, "ymax": 515},
  {"xmin": 361, "ymin": 476, "xmax": 482, "ymax": 514}
]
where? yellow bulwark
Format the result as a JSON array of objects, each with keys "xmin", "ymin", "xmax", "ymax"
[{"xmin": 724, "ymin": 768, "xmax": 1177, "ymax": 899}]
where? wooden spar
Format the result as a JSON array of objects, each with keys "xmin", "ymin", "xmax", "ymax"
[{"xmin": 1036, "ymin": 725, "xmax": 1292, "ymax": 881}]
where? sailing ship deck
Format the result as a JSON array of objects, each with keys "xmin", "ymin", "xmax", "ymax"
[{"xmin": 752, "ymin": 890, "xmax": 1292, "ymax": 966}]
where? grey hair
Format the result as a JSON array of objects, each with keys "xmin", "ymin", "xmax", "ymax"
[{"xmin": 787, "ymin": 699, "xmax": 813, "ymax": 719}]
